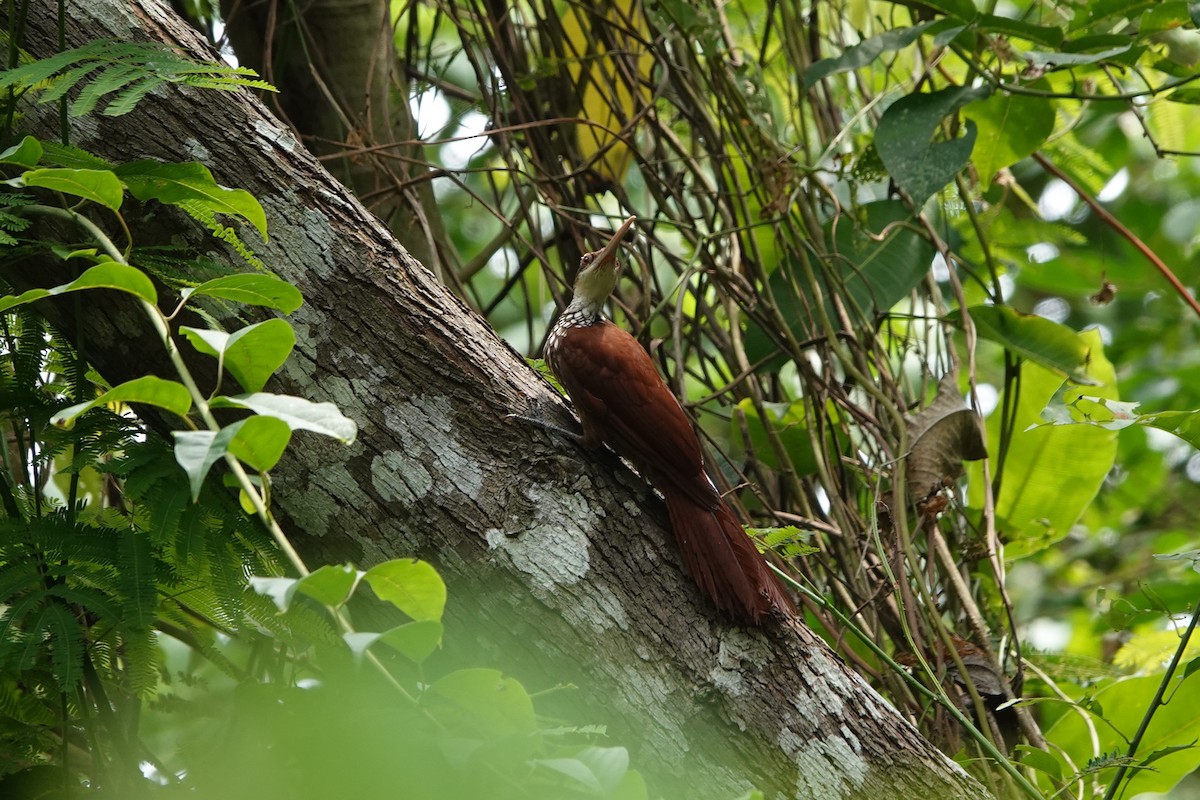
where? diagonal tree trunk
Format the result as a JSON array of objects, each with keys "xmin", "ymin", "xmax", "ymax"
[{"xmin": 7, "ymin": 2, "xmax": 992, "ymax": 797}]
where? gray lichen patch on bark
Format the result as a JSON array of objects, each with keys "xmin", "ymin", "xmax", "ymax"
[
  {"xmin": 380, "ymin": 395, "xmax": 484, "ymax": 499},
  {"xmin": 708, "ymin": 627, "xmax": 775, "ymax": 697},
  {"xmin": 253, "ymin": 118, "xmax": 298, "ymax": 153},
  {"xmin": 779, "ymin": 725, "xmax": 869, "ymax": 799},
  {"xmin": 370, "ymin": 450, "xmax": 432, "ymax": 504},
  {"xmin": 485, "ymin": 482, "xmax": 597, "ymax": 592},
  {"xmin": 284, "ymin": 462, "xmax": 362, "ymax": 538}
]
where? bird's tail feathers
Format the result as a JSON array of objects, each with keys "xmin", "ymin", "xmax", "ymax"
[{"xmin": 663, "ymin": 492, "xmax": 795, "ymax": 624}]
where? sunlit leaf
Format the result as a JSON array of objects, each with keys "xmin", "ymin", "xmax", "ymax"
[
  {"xmin": 294, "ymin": 564, "xmax": 362, "ymax": 607},
  {"xmin": 957, "ymin": 305, "xmax": 1094, "ymax": 383},
  {"xmin": 226, "ymin": 414, "xmax": 291, "ymax": 472},
  {"xmin": 115, "ymin": 159, "xmax": 268, "ymax": 239},
  {"xmin": 0, "ymin": 136, "xmax": 43, "ymax": 167},
  {"xmin": 52, "ymin": 375, "xmax": 190, "ymax": 428},
  {"xmin": 804, "ymin": 20, "xmax": 960, "ymax": 88},
  {"xmin": 1046, "ymin": 671, "xmax": 1200, "ymax": 797},
  {"xmin": 364, "ymin": 559, "xmax": 446, "ymax": 622},
  {"xmin": 182, "ymin": 273, "xmax": 303, "ymax": 313},
  {"xmin": 22, "ymin": 167, "xmax": 124, "ymax": 210},
  {"xmin": 182, "ymin": 319, "xmax": 295, "ymax": 393},
  {"xmin": 249, "ymin": 575, "xmax": 299, "ymax": 613},
  {"xmin": 377, "ymin": 620, "xmax": 444, "ymax": 663},
  {"xmin": 969, "ymin": 329, "xmax": 1118, "ymax": 558},
  {"xmin": 428, "ymin": 668, "xmax": 538, "ymax": 737},
  {"xmin": 173, "ymin": 428, "xmax": 236, "ymax": 500},
  {"xmin": 962, "ymin": 87, "xmax": 1056, "ymax": 189},
  {"xmin": 210, "ymin": 392, "xmax": 357, "ymax": 443},
  {"xmin": 0, "ymin": 261, "xmax": 157, "ymax": 315}
]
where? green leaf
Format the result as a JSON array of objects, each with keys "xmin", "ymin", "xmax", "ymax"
[
  {"xmin": 293, "ymin": 564, "xmax": 362, "ymax": 607},
  {"xmin": 1047, "ymin": 672, "xmax": 1200, "ymax": 797},
  {"xmin": 428, "ymin": 668, "xmax": 537, "ymax": 737},
  {"xmin": 828, "ymin": 201, "xmax": 936, "ymax": 323},
  {"xmin": 210, "ymin": 392, "xmax": 358, "ymax": 443},
  {"xmin": 182, "ymin": 273, "xmax": 303, "ymax": 313},
  {"xmin": 173, "ymin": 428, "xmax": 237, "ymax": 500},
  {"xmin": 1140, "ymin": 2, "xmax": 1191, "ymax": 35},
  {"xmin": 52, "ymin": 375, "xmax": 191, "ymax": 428},
  {"xmin": 1020, "ymin": 44, "xmax": 1133, "ymax": 67},
  {"xmin": 957, "ymin": 305, "xmax": 1094, "ymax": 383},
  {"xmin": 968, "ymin": 329, "xmax": 1118, "ymax": 558},
  {"xmin": 804, "ymin": 20, "xmax": 960, "ymax": 88},
  {"xmin": 577, "ymin": 746, "xmax": 633, "ymax": 793},
  {"xmin": 0, "ymin": 136, "xmax": 43, "ymax": 168},
  {"xmin": 975, "ymin": 14, "xmax": 1064, "ymax": 47},
  {"xmin": 226, "ymin": 414, "xmax": 291, "ymax": 472},
  {"xmin": 364, "ymin": 559, "xmax": 446, "ymax": 622},
  {"xmin": 377, "ymin": 620, "xmax": 444, "ymax": 663},
  {"xmin": 1033, "ymin": 395, "xmax": 1200, "ymax": 456},
  {"xmin": 918, "ymin": 0, "xmax": 975, "ymax": 18},
  {"xmin": 875, "ymin": 85, "xmax": 990, "ymax": 206},
  {"xmin": 22, "ymin": 167, "xmax": 124, "ymax": 210},
  {"xmin": 182, "ymin": 319, "xmax": 295, "ymax": 392},
  {"xmin": 248, "ymin": 575, "xmax": 299, "ymax": 612},
  {"xmin": 0, "ymin": 261, "xmax": 158, "ymax": 316},
  {"xmin": 70, "ymin": 63, "xmax": 140, "ymax": 117},
  {"xmin": 114, "ymin": 160, "xmax": 268, "ymax": 239},
  {"xmin": 342, "ymin": 631, "xmax": 383, "ymax": 660},
  {"xmin": 1015, "ymin": 744, "xmax": 1063, "ymax": 780},
  {"xmin": 962, "ymin": 87, "xmax": 1056, "ymax": 189},
  {"xmin": 533, "ymin": 757, "xmax": 605, "ymax": 793}
]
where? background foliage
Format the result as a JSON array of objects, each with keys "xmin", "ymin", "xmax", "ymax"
[{"xmin": 1, "ymin": 0, "xmax": 1200, "ymax": 797}]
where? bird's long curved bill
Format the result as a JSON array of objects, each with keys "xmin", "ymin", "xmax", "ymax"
[{"xmin": 594, "ymin": 216, "xmax": 636, "ymax": 267}]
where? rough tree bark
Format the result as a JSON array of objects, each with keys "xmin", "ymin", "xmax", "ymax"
[{"xmin": 8, "ymin": 2, "xmax": 993, "ymax": 798}]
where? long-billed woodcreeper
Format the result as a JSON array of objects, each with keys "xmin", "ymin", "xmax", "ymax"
[{"xmin": 544, "ymin": 216, "xmax": 794, "ymax": 624}]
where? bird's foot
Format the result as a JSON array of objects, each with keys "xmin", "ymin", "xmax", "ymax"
[{"xmin": 505, "ymin": 404, "xmax": 585, "ymax": 445}]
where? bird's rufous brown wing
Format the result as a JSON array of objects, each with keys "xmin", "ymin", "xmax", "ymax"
[{"xmin": 550, "ymin": 321, "xmax": 719, "ymax": 509}]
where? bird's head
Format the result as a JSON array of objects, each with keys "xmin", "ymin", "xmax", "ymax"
[{"xmin": 570, "ymin": 216, "xmax": 636, "ymax": 309}]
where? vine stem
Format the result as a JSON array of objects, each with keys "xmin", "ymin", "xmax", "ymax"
[
  {"xmin": 1032, "ymin": 152, "xmax": 1200, "ymax": 319},
  {"xmin": 1101, "ymin": 596, "xmax": 1200, "ymax": 800}
]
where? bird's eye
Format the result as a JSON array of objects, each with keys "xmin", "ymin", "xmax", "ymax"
[{"xmin": 580, "ymin": 253, "xmax": 594, "ymax": 267}]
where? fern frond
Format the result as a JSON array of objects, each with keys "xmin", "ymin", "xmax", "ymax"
[
  {"xmin": 70, "ymin": 63, "xmax": 143, "ymax": 117},
  {"xmin": 0, "ymin": 591, "xmax": 51, "ymax": 671},
  {"xmin": 0, "ymin": 193, "xmax": 36, "ymax": 208},
  {"xmin": 131, "ymin": 246, "xmax": 229, "ymax": 288},
  {"xmin": 0, "ymin": 675, "xmax": 57, "ymax": 726},
  {"xmin": 0, "ymin": 211, "xmax": 31, "ymax": 233},
  {"xmin": 11, "ymin": 309, "xmax": 46, "ymax": 393},
  {"xmin": 42, "ymin": 602, "xmax": 85, "ymax": 689},
  {"xmin": 0, "ymin": 40, "xmax": 276, "ymax": 118},
  {"xmin": 118, "ymin": 529, "xmax": 158, "ymax": 629},
  {"xmin": 176, "ymin": 200, "xmax": 264, "ymax": 270},
  {"xmin": 120, "ymin": 625, "xmax": 159, "ymax": 696},
  {"xmin": 37, "ymin": 141, "xmax": 113, "ymax": 170},
  {"xmin": 0, "ymin": 560, "xmax": 43, "ymax": 608}
]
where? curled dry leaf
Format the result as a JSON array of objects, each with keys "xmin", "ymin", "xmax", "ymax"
[{"xmin": 905, "ymin": 373, "xmax": 987, "ymax": 501}]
